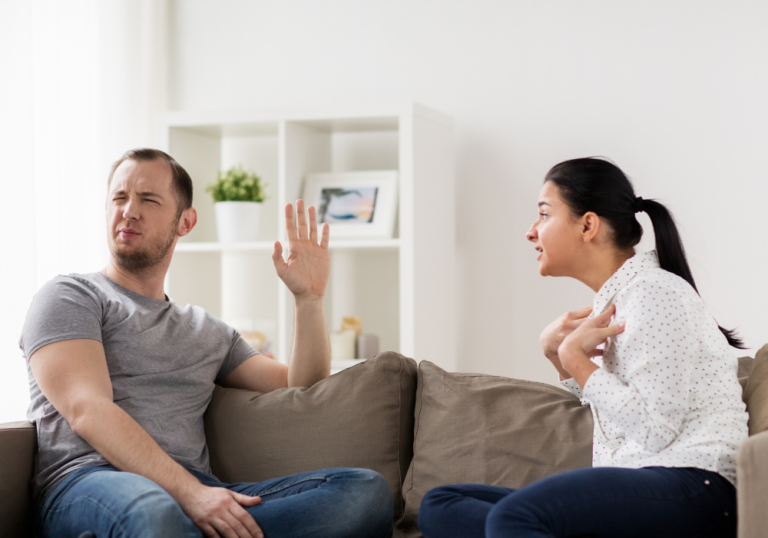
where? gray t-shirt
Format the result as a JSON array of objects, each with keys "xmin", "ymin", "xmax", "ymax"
[{"xmin": 19, "ymin": 272, "xmax": 257, "ymax": 498}]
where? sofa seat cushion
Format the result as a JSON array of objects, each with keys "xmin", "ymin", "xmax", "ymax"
[
  {"xmin": 395, "ymin": 361, "xmax": 593, "ymax": 538},
  {"xmin": 204, "ymin": 352, "xmax": 417, "ymax": 524}
]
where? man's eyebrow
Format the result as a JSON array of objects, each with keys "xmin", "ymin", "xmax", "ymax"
[{"xmin": 538, "ymin": 201, "xmax": 551, "ymax": 207}]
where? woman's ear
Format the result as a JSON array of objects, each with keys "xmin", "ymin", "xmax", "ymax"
[{"xmin": 580, "ymin": 212, "xmax": 601, "ymax": 243}]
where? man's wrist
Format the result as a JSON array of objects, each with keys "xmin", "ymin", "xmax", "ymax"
[{"xmin": 294, "ymin": 294, "xmax": 324, "ymax": 308}]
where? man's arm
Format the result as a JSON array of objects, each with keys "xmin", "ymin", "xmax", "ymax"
[
  {"xmin": 223, "ymin": 201, "xmax": 331, "ymax": 393},
  {"xmin": 30, "ymin": 339, "xmax": 264, "ymax": 538}
]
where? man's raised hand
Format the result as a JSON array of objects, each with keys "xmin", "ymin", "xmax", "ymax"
[{"xmin": 272, "ymin": 200, "xmax": 331, "ymax": 301}]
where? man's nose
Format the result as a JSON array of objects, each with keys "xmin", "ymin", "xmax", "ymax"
[{"xmin": 122, "ymin": 198, "xmax": 140, "ymax": 220}]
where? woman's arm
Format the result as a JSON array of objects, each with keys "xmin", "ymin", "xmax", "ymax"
[{"xmin": 560, "ymin": 286, "xmax": 700, "ymax": 454}]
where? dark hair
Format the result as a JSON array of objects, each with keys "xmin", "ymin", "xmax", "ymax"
[
  {"xmin": 545, "ymin": 157, "xmax": 744, "ymax": 349},
  {"xmin": 108, "ymin": 148, "xmax": 193, "ymax": 219}
]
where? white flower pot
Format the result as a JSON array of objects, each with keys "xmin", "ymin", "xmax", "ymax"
[{"xmin": 214, "ymin": 201, "xmax": 262, "ymax": 243}]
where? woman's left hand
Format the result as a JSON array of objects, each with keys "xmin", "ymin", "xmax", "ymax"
[{"xmin": 558, "ymin": 304, "xmax": 625, "ymax": 387}]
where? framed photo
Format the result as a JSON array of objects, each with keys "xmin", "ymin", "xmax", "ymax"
[{"xmin": 302, "ymin": 170, "xmax": 398, "ymax": 239}]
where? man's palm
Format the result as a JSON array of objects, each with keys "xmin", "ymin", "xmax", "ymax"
[{"xmin": 272, "ymin": 201, "xmax": 330, "ymax": 300}]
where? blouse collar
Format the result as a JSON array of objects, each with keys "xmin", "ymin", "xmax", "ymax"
[{"xmin": 592, "ymin": 250, "xmax": 660, "ymax": 315}]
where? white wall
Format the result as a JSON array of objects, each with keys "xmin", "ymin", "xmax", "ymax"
[{"xmin": 169, "ymin": 0, "xmax": 768, "ymax": 384}]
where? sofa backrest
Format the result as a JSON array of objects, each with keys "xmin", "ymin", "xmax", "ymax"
[{"xmin": 205, "ymin": 352, "xmax": 418, "ymax": 525}]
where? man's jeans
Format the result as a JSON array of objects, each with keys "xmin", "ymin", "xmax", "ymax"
[{"xmin": 35, "ymin": 464, "xmax": 393, "ymax": 538}]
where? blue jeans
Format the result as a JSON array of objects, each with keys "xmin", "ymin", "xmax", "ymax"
[
  {"xmin": 35, "ymin": 464, "xmax": 393, "ymax": 538},
  {"xmin": 418, "ymin": 467, "xmax": 736, "ymax": 538}
]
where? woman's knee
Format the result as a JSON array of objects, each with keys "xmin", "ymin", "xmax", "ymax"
[{"xmin": 418, "ymin": 486, "xmax": 464, "ymax": 535}]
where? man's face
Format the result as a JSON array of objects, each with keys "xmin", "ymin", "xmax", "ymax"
[{"xmin": 106, "ymin": 159, "xmax": 182, "ymax": 272}]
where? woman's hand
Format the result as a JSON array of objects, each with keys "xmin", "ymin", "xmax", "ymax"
[
  {"xmin": 540, "ymin": 306, "xmax": 593, "ymax": 379},
  {"xmin": 558, "ymin": 304, "xmax": 625, "ymax": 387}
]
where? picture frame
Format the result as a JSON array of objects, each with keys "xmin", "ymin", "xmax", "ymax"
[{"xmin": 302, "ymin": 170, "xmax": 398, "ymax": 239}]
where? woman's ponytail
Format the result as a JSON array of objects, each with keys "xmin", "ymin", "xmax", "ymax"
[
  {"xmin": 546, "ymin": 157, "xmax": 744, "ymax": 349},
  {"xmin": 642, "ymin": 199, "xmax": 744, "ymax": 349}
]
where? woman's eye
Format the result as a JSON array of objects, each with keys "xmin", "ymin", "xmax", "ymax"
[{"xmin": 539, "ymin": 212, "xmax": 548, "ymax": 220}]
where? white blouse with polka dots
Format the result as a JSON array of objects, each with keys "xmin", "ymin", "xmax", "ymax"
[{"xmin": 561, "ymin": 250, "xmax": 748, "ymax": 485}]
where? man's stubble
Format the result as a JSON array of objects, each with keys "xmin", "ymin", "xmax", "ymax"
[{"xmin": 109, "ymin": 217, "xmax": 179, "ymax": 273}]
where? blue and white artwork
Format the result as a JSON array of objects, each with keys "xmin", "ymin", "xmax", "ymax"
[{"xmin": 318, "ymin": 187, "xmax": 379, "ymax": 224}]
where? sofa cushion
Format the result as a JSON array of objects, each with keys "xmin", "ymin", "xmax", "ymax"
[
  {"xmin": 0, "ymin": 420, "xmax": 37, "ymax": 538},
  {"xmin": 395, "ymin": 361, "xmax": 593, "ymax": 538},
  {"xmin": 204, "ymin": 352, "xmax": 417, "ymax": 524},
  {"xmin": 744, "ymin": 345, "xmax": 768, "ymax": 436}
]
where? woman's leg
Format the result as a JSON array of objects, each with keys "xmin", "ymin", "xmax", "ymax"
[
  {"xmin": 418, "ymin": 484, "xmax": 516, "ymax": 538},
  {"xmin": 486, "ymin": 466, "xmax": 736, "ymax": 538}
]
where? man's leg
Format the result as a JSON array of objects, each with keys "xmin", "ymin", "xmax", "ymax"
[
  {"xmin": 485, "ymin": 466, "xmax": 737, "ymax": 538},
  {"xmin": 194, "ymin": 467, "xmax": 393, "ymax": 538},
  {"xmin": 417, "ymin": 484, "xmax": 515, "ymax": 538},
  {"xmin": 37, "ymin": 465, "xmax": 201, "ymax": 538}
]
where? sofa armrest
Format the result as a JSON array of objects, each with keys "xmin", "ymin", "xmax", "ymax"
[
  {"xmin": 0, "ymin": 420, "xmax": 36, "ymax": 538},
  {"xmin": 738, "ymin": 429, "xmax": 768, "ymax": 538}
]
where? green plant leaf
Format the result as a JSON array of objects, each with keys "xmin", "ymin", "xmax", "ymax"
[{"xmin": 206, "ymin": 165, "xmax": 267, "ymax": 202}]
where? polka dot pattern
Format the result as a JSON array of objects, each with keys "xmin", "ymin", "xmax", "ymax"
[{"xmin": 560, "ymin": 250, "xmax": 748, "ymax": 485}]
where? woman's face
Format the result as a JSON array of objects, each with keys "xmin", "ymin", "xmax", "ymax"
[{"xmin": 525, "ymin": 181, "xmax": 584, "ymax": 277}]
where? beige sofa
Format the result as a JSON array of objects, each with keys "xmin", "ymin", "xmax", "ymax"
[{"xmin": 2, "ymin": 349, "xmax": 767, "ymax": 538}]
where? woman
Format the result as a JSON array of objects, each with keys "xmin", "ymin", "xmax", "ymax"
[{"xmin": 418, "ymin": 158, "xmax": 748, "ymax": 538}]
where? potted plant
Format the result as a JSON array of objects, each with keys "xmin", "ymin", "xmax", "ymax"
[{"xmin": 207, "ymin": 166, "xmax": 266, "ymax": 243}]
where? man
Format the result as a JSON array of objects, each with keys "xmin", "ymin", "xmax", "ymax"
[{"xmin": 20, "ymin": 148, "xmax": 392, "ymax": 538}]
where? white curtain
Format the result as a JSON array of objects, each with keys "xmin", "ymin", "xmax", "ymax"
[{"xmin": 0, "ymin": 0, "xmax": 169, "ymax": 423}]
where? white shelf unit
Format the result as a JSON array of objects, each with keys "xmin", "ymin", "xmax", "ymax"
[{"xmin": 158, "ymin": 103, "xmax": 457, "ymax": 371}]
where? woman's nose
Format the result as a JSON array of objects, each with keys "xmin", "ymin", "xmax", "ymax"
[{"xmin": 526, "ymin": 223, "xmax": 537, "ymax": 242}]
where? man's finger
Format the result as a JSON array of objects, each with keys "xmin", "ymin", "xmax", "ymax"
[
  {"xmin": 320, "ymin": 222, "xmax": 330, "ymax": 249},
  {"xmin": 296, "ymin": 199, "xmax": 307, "ymax": 240},
  {"xmin": 234, "ymin": 492, "xmax": 262, "ymax": 507},
  {"xmin": 284, "ymin": 204, "xmax": 298, "ymax": 240},
  {"xmin": 230, "ymin": 500, "xmax": 263, "ymax": 537},
  {"xmin": 308, "ymin": 206, "xmax": 318, "ymax": 243},
  {"xmin": 272, "ymin": 242, "xmax": 285, "ymax": 272},
  {"xmin": 210, "ymin": 517, "xmax": 240, "ymax": 538},
  {"xmin": 221, "ymin": 510, "xmax": 257, "ymax": 538},
  {"xmin": 200, "ymin": 522, "xmax": 221, "ymax": 538}
]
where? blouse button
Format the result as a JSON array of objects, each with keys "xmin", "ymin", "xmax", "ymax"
[{"xmin": 704, "ymin": 480, "xmax": 710, "ymax": 485}]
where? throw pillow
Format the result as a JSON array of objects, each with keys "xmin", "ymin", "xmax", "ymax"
[
  {"xmin": 744, "ymin": 344, "xmax": 768, "ymax": 436},
  {"xmin": 204, "ymin": 352, "xmax": 417, "ymax": 524},
  {"xmin": 395, "ymin": 361, "xmax": 593, "ymax": 538}
]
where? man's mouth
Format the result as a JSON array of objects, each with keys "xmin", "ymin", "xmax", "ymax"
[
  {"xmin": 536, "ymin": 247, "xmax": 543, "ymax": 260},
  {"xmin": 119, "ymin": 228, "xmax": 141, "ymax": 239}
]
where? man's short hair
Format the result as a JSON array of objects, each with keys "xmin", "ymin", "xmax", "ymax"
[{"xmin": 108, "ymin": 148, "xmax": 193, "ymax": 219}]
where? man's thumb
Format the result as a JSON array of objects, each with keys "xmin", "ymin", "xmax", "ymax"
[{"xmin": 235, "ymin": 493, "xmax": 262, "ymax": 506}]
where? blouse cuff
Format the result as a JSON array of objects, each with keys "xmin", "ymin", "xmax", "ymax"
[
  {"xmin": 582, "ymin": 368, "xmax": 628, "ymax": 410},
  {"xmin": 560, "ymin": 377, "xmax": 583, "ymax": 399}
]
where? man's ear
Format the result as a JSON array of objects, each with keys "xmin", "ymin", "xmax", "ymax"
[
  {"xmin": 177, "ymin": 207, "xmax": 197, "ymax": 237},
  {"xmin": 580, "ymin": 212, "xmax": 601, "ymax": 243}
]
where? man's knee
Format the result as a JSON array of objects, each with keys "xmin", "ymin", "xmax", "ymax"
[{"xmin": 338, "ymin": 469, "xmax": 393, "ymax": 538}]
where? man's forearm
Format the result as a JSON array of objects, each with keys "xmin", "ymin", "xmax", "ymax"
[
  {"xmin": 287, "ymin": 297, "xmax": 331, "ymax": 387},
  {"xmin": 73, "ymin": 399, "xmax": 201, "ymax": 501}
]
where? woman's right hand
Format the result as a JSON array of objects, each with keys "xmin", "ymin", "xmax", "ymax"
[{"xmin": 540, "ymin": 306, "xmax": 594, "ymax": 378}]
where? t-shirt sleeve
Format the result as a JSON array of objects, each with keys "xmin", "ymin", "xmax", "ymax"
[
  {"xmin": 19, "ymin": 276, "xmax": 104, "ymax": 361},
  {"xmin": 215, "ymin": 331, "xmax": 259, "ymax": 383}
]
